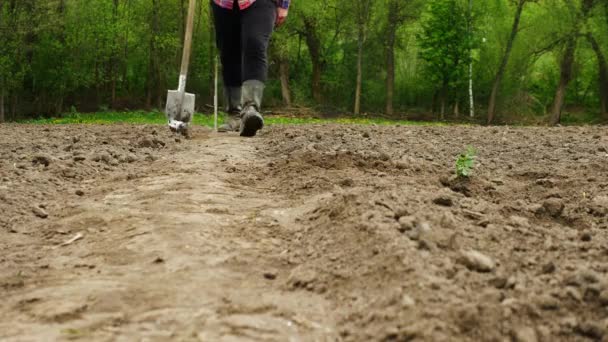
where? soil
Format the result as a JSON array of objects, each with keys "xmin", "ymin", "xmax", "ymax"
[{"xmin": 1, "ymin": 123, "xmax": 608, "ymax": 341}]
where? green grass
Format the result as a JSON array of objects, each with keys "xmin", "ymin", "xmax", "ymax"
[{"xmin": 21, "ymin": 111, "xmax": 446, "ymax": 127}]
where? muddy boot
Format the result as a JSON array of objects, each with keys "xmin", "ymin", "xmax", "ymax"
[
  {"xmin": 240, "ymin": 80, "xmax": 265, "ymax": 137},
  {"xmin": 218, "ymin": 87, "xmax": 242, "ymax": 133}
]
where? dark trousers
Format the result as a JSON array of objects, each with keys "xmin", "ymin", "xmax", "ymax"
[{"xmin": 211, "ymin": 0, "xmax": 276, "ymax": 87}]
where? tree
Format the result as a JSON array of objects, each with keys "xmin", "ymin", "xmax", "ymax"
[
  {"xmin": 384, "ymin": 0, "xmax": 411, "ymax": 116},
  {"xmin": 353, "ymin": 0, "xmax": 374, "ymax": 115},
  {"xmin": 487, "ymin": 0, "xmax": 533, "ymax": 124},
  {"xmin": 418, "ymin": 0, "xmax": 472, "ymax": 119},
  {"xmin": 586, "ymin": 33, "xmax": 608, "ymax": 120},
  {"xmin": 549, "ymin": 0, "xmax": 595, "ymax": 125}
]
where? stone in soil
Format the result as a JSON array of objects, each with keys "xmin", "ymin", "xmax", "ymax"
[
  {"xmin": 512, "ymin": 327, "xmax": 538, "ymax": 342},
  {"xmin": 458, "ymin": 250, "xmax": 496, "ymax": 272},
  {"xmin": 32, "ymin": 206, "xmax": 49, "ymax": 219},
  {"xmin": 401, "ymin": 294, "xmax": 416, "ymax": 308}
]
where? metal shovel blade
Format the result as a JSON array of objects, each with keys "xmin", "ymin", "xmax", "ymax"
[{"xmin": 165, "ymin": 90, "xmax": 195, "ymax": 132}]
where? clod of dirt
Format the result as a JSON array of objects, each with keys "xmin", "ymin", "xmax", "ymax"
[
  {"xmin": 580, "ymin": 232, "xmax": 592, "ymax": 242},
  {"xmin": 287, "ymin": 266, "xmax": 318, "ymax": 291},
  {"xmin": 401, "ymin": 294, "xmax": 416, "ymax": 308},
  {"xmin": 75, "ymin": 190, "xmax": 84, "ymax": 197},
  {"xmin": 590, "ymin": 196, "xmax": 608, "ymax": 216},
  {"xmin": 540, "ymin": 261, "xmax": 557, "ymax": 275},
  {"xmin": 543, "ymin": 198, "xmax": 565, "ymax": 218},
  {"xmin": 398, "ymin": 215, "xmax": 417, "ymax": 233},
  {"xmin": 509, "ymin": 215, "xmax": 530, "ymax": 228},
  {"xmin": 263, "ymin": 271, "xmax": 278, "ymax": 280},
  {"xmin": 138, "ymin": 137, "xmax": 166, "ymax": 149},
  {"xmin": 92, "ymin": 152, "xmax": 112, "ymax": 164},
  {"xmin": 73, "ymin": 154, "xmax": 86, "ymax": 162},
  {"xmin": 574, "ymin": 321, "xmax": 605, "ymax": 340},
  {"xmin": 440, "ymin": 212, "xmax": 457, "ymax": 229},
  {"xmin": 1, "ymin": 276, "xmax": 25, "ymax": 290},
  {"xmin": 339, "ymin": 178, "xmax": 354, "ymax": 187},
  {"xmin": 418, "ymin": 238, "xmax": 437, "ymax": 252},
  {"xmin": 458, "ymin": 250, "xmax": 496, "ymax": 272},
  {"xmin": 537, "ymin": 295, "xmax": 560, "ymax": 311},
  {"xmin": 118, "ymin": 153, "xmax": 138, "ymax": 164},
  {"xmin": 512, "ymin": 326, "xmax": 538, "ymax": 342},
  {"xmin": 32, "ymin": 206, "xmax": 49, "ymax": 219},
  {"xmin": 565, "ymin": 286, "xmax": 583, "ymax": 302},
  {"xmin": 406, "ymin": 221, "xmax": 431, "ymax": 241},
  {"xmin": 564, "ymin": 269, "xmax": 602, "ymax": 287},
  {"xmin": 489, "ymin": 276, "xmax": 508, "ymax": 289},
  {"xmin": 455, "ymin": 304, "xmax": 481, "ymax": 333},
  {"xmin": 433, "ymin": 194, "xmax": 455, "ymax": 207},
  {"xmin": 32, "ymin": 154, "xmax": 53, "ymax": 167},
  {"xmin": 536, "ymin": 178, "xmax": 556, "ymax": 188},
  {"xmin": 599, "ymin": 290, "xmax": 608, "ymax": 306}
]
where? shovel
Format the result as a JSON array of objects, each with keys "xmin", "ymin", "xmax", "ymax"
[{"xmin": 166, "ymin": 0, "xmax": 197, "ymax": 136}]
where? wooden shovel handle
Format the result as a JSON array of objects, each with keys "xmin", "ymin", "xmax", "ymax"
[{"xmin": 179, "ymin": 0, "xmax": 197, "ymax": 91}]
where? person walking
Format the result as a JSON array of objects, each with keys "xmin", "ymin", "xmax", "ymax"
[{"xmin": 212, "ymin": 0, "xmax": 290, "ymax": 137}]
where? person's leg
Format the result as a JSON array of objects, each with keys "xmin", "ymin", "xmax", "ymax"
[
  {"xmin": 212, "ymin": 1, "xmax": 243, "ymax": 132},
  {"xmin": 239, "ymin": 0, "xmax": 276, "ymax": 137}
]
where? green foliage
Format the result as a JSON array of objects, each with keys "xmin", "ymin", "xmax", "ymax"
[
  {"xmin": 0, "ymin": 0, "xmax": 606, "ymax": 124},
  {"xmin": 455, "ymin": 146, "xmax": 477, "ymax": 178},
  {"xmin": 418, "ymin": 0, "xmax": 472, "ymax": 89},
  {"xmin": 21, "ymin": 111, "xmax": 448, "ymax": 127}
]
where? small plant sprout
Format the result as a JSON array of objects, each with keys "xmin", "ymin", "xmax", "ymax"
[{"xmin": 455, "ymin": 146, "xmax": 477, "ymax": 178}]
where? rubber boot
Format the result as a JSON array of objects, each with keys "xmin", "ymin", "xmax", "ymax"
[
  {"xmin": 240, "ymin": 80, "xmax": 265, "ymax": 137},
  {"xmin": 218, "ymin": 87, "xmax": 242, "ymax": 132}
]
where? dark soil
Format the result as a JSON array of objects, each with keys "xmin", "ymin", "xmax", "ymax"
[{"xmin": 1, "ymin": 123, "xmax": 608, "ymax": 341}]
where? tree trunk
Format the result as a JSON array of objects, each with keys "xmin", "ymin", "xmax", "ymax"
[
  {"xmin": 354, "ymin": 27, "xmax": 363, "ymax": 115},
  {"xmin": 487, "ymin": 0, "xmax": 526, "ymax": 124},
  {"xmin": 55, "ymin": 97, "xmax": 63, "ymax": 115},
  {"xmin": 385, "ymin": 28, "xmax": 396, "ymax": 116},
  {"xmin": 453, "ymin": 101, "xmax": 460, "ymax": 118},
  {"xmin": 354, "ymin": 0, "xmax": 372, "ymax": 115},
  {"xmin": 0, "ymin": 81, "xmax": 5, "ymax": 123},
  {"xmin": 303, "ymin": 17, "xmax": 323, "ymax": 103},
  {"xmin": 111, "ymin": 0, "xmax": 119, "ymax": 108},
  {"xmin": 467, "ymin": 0, "xmax": 474, "ymax": 118},
  {"xmin": 385, "ymin": 0, "xmax": 401, "ymax": 116},
  {"xmin": 279, "ymin": 59, "xmax": 292, "ymax": 106},
  {"xmin": 10, "ymin": 94, "xmax": 17, "ymax": 120},
  {"xmin": 549, "ymin": 38, "xmax": 576, "ymax": 126},
  {"xmin": 587, "ymin": 33, "xmax": 608, "ymax": 120},
  {"xmin": 123, "ymin": 0, "xmax": 131, "ymax": 95},
  {"xmin": 146, "ymin": 0, "xmax": 161, "ymax": 109},
  {"xmin": 440, "ymin": 81, "xmax": 448, "ymax": 120}
]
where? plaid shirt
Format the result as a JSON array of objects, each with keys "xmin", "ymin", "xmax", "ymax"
[{"xmin": 214, "ymin": 0, "xmax": 290, "ymax": 10}]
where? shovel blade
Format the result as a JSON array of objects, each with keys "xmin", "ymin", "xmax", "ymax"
[{"xmin": 165, "ymin": 90, "xmax": 196, "ymax": 125}]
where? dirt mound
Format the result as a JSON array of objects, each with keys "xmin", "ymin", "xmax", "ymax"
[
  {"xmin": 0, "ymin": 125, "xmax": 189, "ymax": 236},
  {"xmin": 241, "ymin": 124, "xmax": 608, "ymax": 341}
]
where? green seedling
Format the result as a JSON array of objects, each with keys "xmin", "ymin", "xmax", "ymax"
[{"xmin": 455, "ymin": 146, "xmax": 477, "ymax": 178}]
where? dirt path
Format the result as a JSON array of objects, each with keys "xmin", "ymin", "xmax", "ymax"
[{"xmin": 1, "ymin": 124, "xmax": 608, "ymax": 341}]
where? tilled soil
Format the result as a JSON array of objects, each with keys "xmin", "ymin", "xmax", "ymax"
[{"xmin": 1, "ymin": 123, "xmax": 608, "ymax": 341}]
